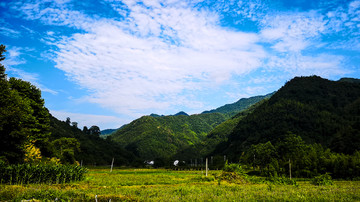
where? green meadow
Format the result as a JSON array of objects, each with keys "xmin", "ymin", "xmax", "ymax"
[{"xmin": 1, "ymin": 168, "xmax": 359, "ymax": 201}]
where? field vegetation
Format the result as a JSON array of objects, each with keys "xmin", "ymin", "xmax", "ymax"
[{"xmin": 1, "ymin": 167, "xmax": 359, "ymax": 201}]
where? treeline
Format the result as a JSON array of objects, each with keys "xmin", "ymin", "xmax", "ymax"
[
  {"xmin": 49, "ymin": 115, "xmax": 141, "ymax": 166},
  {"xmin": 0, "ymin": 44, "xmax": 139, "ymax": 167},
  {"xmin": 241, "ymin": 133, "xmax": 360, "ymax": 179}
]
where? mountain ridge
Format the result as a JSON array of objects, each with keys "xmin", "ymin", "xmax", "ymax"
[
  {"xmin": 202, "ymin": 92, "xmax": 275, "ymax": 117},
  {"xmin": 109, "ymin": 93, "xmax": 272, "ymax": 161},
  {"xmin": 218, "ymin": 76, "xmax": 360, "ymax": 160}
]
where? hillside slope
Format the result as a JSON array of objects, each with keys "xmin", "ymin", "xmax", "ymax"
[
  {"xmin": 110, "ymin": 113, "xmax": 227, "ymax": 161},
  {"xmin": 202, "ymin": 92, "xmax": 274, "ymax": 117},
  {"xmin": 220, "ymin": 76, "xmax": 360, "ymax": 160},
  {"xmin": 110, "ymin": 92, "xmax": 273, "ymax": 162}
]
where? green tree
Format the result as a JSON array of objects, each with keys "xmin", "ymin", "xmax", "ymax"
[
  {"xmin": 89, "ymin": 125, "xmax": 101, "ymax": 136},
  {"xmin": 51, "ymin": 137, "xmax": 80, "ymax": 164},
  {"xmin": 0, "ymin": 45, "xmax": 50, "ymax": 163},
  {"xmin": 276, "ymin": 133, "xmax": 307, "ymax": 177},
  {"xmin": 8, "ymin": 78, "xmax": 51, "ymax": 141},
  {"xmin": 0, "ymin": 44, "xmax": 6, "ymax": 80},
  {"xmin": 247, "ymin": 141, "xmax": 277, "ymax": 174},
  {"xmin": 83, "ymin": 126, "xmax": 89, "ymax": 134},
  {"xmin": 66, "ymin": 117, "xmax": 71, "ymax": 125},
  {"xmin": 0, "ymin": 81, "xmax": 35, "ymax": 163}
]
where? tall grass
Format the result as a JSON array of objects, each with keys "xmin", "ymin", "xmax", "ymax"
[
  {"xmin": 0, "ymin": 162, "xmax": 87, "ymax": 184},
  {"xmin": 0, "ymin": 169, "xmax": 359, "ymax": 201}
]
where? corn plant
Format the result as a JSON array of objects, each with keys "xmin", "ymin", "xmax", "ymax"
[{"xmin": 0, "ymin": 163, "xmax": 88, "ymax": 185}]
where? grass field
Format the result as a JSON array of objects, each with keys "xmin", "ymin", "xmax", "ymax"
[{"xmin": 1, "ymin": 168, "xmax": 359, "ymax": 201}]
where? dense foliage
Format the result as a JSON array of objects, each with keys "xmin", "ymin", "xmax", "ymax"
[
  {"xmin": 240, "ymin": 134, "xmax": 360, "ymax": 179},
  {"xmin": 0, "ymin": 46, "xmax": 51, "ymax": 164},
  {"xmin": 172, "ymin": 99, "xmax": 270, "ymax": 165},
  {"xmin": 212, "ymin": 76, "xmax": 360, "ymax": 179},
  {"xmin": 49, "ymin": 115, "xmax": 140, "ymax": 166},
  {"xmin": 220, "ymin": 76, "xmax": 360, "ymax": 155}
]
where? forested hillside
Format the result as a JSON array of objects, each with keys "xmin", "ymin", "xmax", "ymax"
[
  {"xmin": 173, "ymin": 99, "xmax": 269, "ymax": 162},
  {"xmin": 110, "ymin": 92, "xmax": 273, "ymax": 163},
  {"xmin": 222, "ymin": 76, "xmax": 360, "ymax": 156},
  {"xmin": 110, "ymin": 113, "xmax": 227, "ymax": 162},
  {"xmin": 202, "ymin": 92, "xmax": 274, "ymax": 117},
  {"xmin": 214, "ymin": 76, "xmax": 360, "ymax": 178}
]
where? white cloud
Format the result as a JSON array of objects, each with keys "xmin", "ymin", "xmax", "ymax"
[
  {"xmin": 6, "ymin": 0, "xmax": 357, "ymax": 118},
  {"xmin": 0, "ymin": 27, "xmax": 22, "ymax": 38},
  {"xmin": 260, "ymin": 10, "xmax": 326, "ymax": 52},
  {"xmin": 50, "ymin": 110, "xmax": 126, "ymax": 129},
  {"xmin": 267, "ymin": 53, "xmax": 349, "ymax": 78},
  {"xmin": 52, "ymin": 1, "xmax": 266, "ymax": 115},
  {"xmin": 3, "ymin": 46, "xmax": 58, "ymax": 95}
]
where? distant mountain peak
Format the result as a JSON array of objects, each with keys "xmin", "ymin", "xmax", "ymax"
[
  {"xmin": 150, "ymin": 113, "xmax": 163, "ymax": 117},
  {"xmin": 338, "ymin": 77, "xmax": 360, "ymax": 83},
  {"xmin": 174, "ymin": 111, "xmax": 189, "ymax": 116}
]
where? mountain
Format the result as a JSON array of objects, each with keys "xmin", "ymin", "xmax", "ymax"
[
  {"xmin": 100, "ymin": 128, "xmax": 118, "ymax": 135},
  {"xmin": 172, "ymin": 98, "xmax": 269, "ymax": 162},
  {"xmin": 202, "ymin": 92, "xmax": 275, "ymax": 117},
  {"xmin": 150, "ymin": 113, "xmax": 163, "ymax": 117},
  {"xmin": 110, "ymin": 93, "xmax": 272, "ymax": 162},
  {"xmin": 174, "ymin": 111, "xmax": 189, "ymax": 116},
  {"xmin": 338, "ymin": 77, "xmax": 360, "ymax": 83},
  {"xmin": 219, "ymin": 76, "xmax": 360, "ymax": 160},
  {"xmin": 110, "ymin": 113, "xmax": 226, "ymax": 161}
]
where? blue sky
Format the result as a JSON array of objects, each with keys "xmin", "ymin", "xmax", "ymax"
[{"xmin": 1, "ymin": 0, "xmax": 359, "ymax": 130}]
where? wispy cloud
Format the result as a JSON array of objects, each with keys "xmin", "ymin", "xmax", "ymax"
[
  {"xmin": 260, "ymin": 10, "xmax": 326, "ymax": 52},
  {"xmin": 3, "ymin": 46, "xmax": 58, "ymax": 95},
  {"xmin": 5, "ymin": 0, "xmax": 359, "ymax": 118},
  {"xmin": 0, "ymin": 26, "xmax": 22, "ymax": 38},
  {"xmin": 51, "ymin": 1, "xmax": 266, "ymax": 115},
  {"xmin": 50, "ymin": 110, "xmax": 127, "ymax": 129}
]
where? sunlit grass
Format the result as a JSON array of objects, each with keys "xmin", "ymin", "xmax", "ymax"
[{"xmin": 1, "ymin": 168, "xmax": 359, "ymax": 201}]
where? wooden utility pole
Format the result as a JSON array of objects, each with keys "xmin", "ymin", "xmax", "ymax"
[
  {"xmin": 289, "ymin": 159, "xmax": 292, "ymax": 179},
  {"xmin": 253, "ymin": 154, "xmax": 256, "ymax": 171},
  {"xmin": 110, "ymin": 158, "xmax": 114, "ymax": 172},
  {"xmin": 206, "ymin": 158, "xmax": 208, "ymax": 177}
]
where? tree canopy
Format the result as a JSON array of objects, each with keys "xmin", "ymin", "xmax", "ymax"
[{"xmin": 0, "ymin": 45, "xmax": 50, "ymax": 163}]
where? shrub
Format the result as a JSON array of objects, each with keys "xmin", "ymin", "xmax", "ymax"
[
  {"xmin": 218, "ymin": 162, "xmax": 249, "ymax": 184},
  {"xmin": 217, "ymin": 172, "xmax": 248, "ymax": 184},
  {"xmin": 223, "ymin": 162, "xmax": 246, "ymax": 176},
  {"xmin": 312, "ymin": 173, "xmax": 333, "ymax": 186}
]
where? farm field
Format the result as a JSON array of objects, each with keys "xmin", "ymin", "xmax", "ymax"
[{"xmin": 0, "ymin": 168, "xmax": 359, "ymax": 201}]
